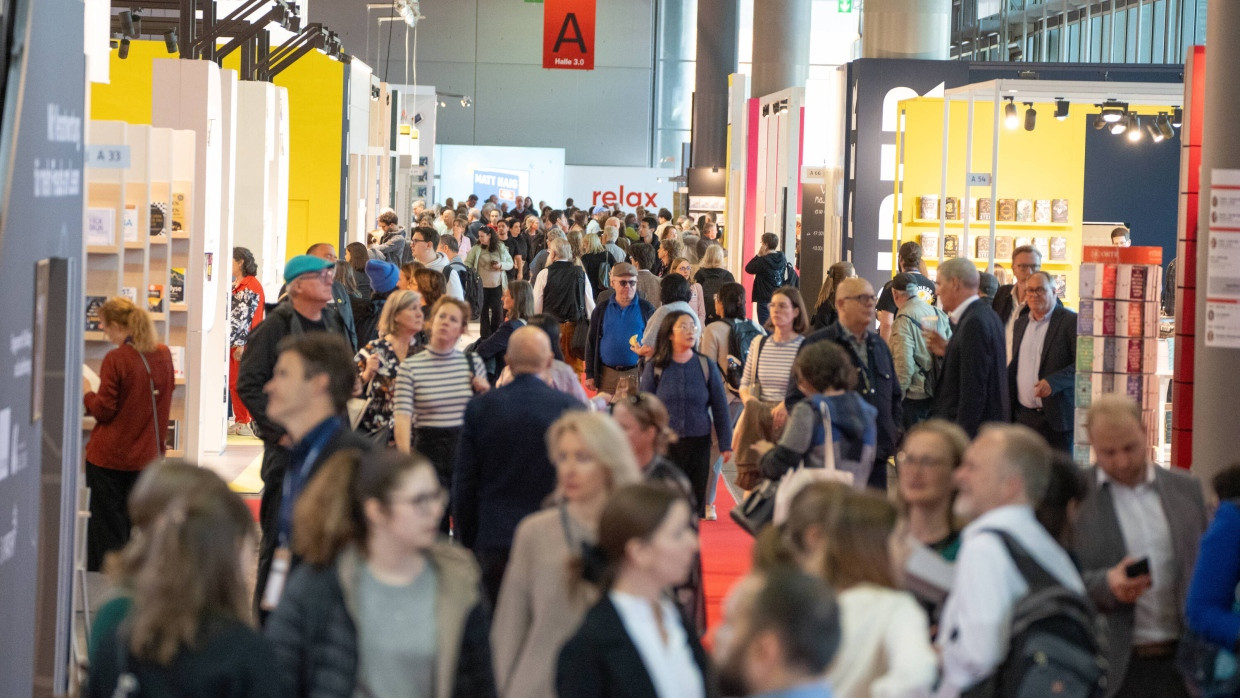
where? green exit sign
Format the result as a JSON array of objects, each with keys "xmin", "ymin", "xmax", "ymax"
[{"xmin": 838, "ymin": 0, "xmax": 853, "ymax": 11}]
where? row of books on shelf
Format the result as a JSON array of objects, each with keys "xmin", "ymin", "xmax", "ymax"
[
  {"xmin": 1078, "ymin": 299, "xmax": 1160, "ymax": 338},
  {"xmin": 1076, "ymin": 335, "xmax": 1160, "ymax": 374},
  {"xmin": 919, "ymin": 195, "xmax": 1070, "ymax": 223},
  {"xmin": 1080, "ymin": 263, "xmax": 1162, "ymax": 302},
  {"xmin": 85, "ymin": 195, "xmax": 187, "ymax": 246},
  {"xmin": 919, "ymin": 232, "xmax": 1069, "ymax": 262},
  {"xmin": 84, "ymin": 274, "xmax": 185, "ymax": 328}
]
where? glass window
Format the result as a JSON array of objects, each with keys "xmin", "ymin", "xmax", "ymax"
[
  {"xmin": 1125, "ymin": 7, "xmax": 1138, "ymax": 62},
  {"xmin": 1090, "ymin": 16, "xmax": 1103, "ymax": 62},
  {"xmin": 1068, "ymin": 21, "xmax": 1081, "ymax": 62},
  {"xmin": 1111, "ymin": 10, "xmax": 1127, "ymax": 61},
  {"xmin": 654, "ymin": 59, "xmax": 695, "ymax": 132},
  {"xmin": 1152, "ymin": 0, "xmax": 1166, "ymax": 63},
  {"xmin": 1047, "ymin": 27, "xmax": 1060, "ymax": 62},
  {"xmin": 1138, "ymin": 1, "xmax": 1153, "ymax": 63}
]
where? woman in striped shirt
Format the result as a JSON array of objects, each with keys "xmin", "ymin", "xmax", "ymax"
[
  {"xmin": 392, "ymin": 296, "xmax": 489, "ymax": 526},
  {"xmin": 733, "ymin": 286, "xmax": 810, "ymax": 490}
]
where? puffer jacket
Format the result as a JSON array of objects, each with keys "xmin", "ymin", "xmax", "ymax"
[
  {"xmin": 759, "ymin": 391, "xmax": 879, "ymax": 487},
  {"xmin": 888, "ymin": 295, "xmax": 951, "ymax": 401},
  {"xmin": 266, "ymin": 542, "xmax": 495, "ymax": 698}
]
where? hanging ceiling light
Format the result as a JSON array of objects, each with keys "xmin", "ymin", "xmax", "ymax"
[
  {"xmin": 119, "ymin": 10, "xmax": 140, "ymax": 39},
  {"xmin": 1171, "ymin": 107, "xmax": 1183, "ymax": 128},
  {"xmin": 1110, "ymin": 113, "xmax": 1130, "ymax": 136},
  {"xmin": 1023, "ymin": 103, "xmax": 1036, "ymax": 131},
  {"xmin": 1004, "ymin": 97, "xmax": 1018, "ymax": 129},
  {"xmin": 1093, "ymin": 114, "xmax": 1107, "ymax": 130},
  {"xmin": 460, "ymin": 96, "xmax": 471, "ymax": 108},
  {"xmin": 1099, "ymin": 100, "xmax": 1127, "ymax": 123},
  {"xmin": 163, "ymin": 28, "xmax": 178, "ymax": 54},
  {"xmin": 1127, "ymin": 115, "xmax": 1143, "ymax": 142},
  {"xmin": 395, "ymin": 0, "xmax": 423, "ymax": 28},
  {"xmin": 1146, "ymin": 118, "xmax": 1164, "ymax": 142},
  {"xmin": 1157, "ymin": 113, "xmax": 1175, "ymax": 140},
  {"xmin": 118, "ymin": 37, "xmax": 131, "ymax": 59},
  {"xmin": 1054, "ymin": 99, "xmax": 1070, "ymax": 121}
]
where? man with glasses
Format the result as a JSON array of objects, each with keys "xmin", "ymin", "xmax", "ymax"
[
  {"xmin": 453, "ymin": 327, "xmax": 583, "ymax": 605},
  {"xmin": 235, "ymin": 255, "xmax": 360, "ymax": 618},
  {"xmin": 585, "ymin": 263, "xmax": 655, "ymax": 395},
  {"xmin": 787, "ymin": 276, "xmax": 903, "ymax": 489},
  {"xmin": 1007, "ymin": 271, "xmax": 1077, "ymax": 452},
  {"xmin": 992, "ymin": 244, "xmax": 1043, "ymax": 362},
  {"xmin": 925, "ymin": 258, "xmax": 1009, "ymax": 438},
  {"xmin": 410, "ymin": 226, "xmax": 465, "ymax": 300}
]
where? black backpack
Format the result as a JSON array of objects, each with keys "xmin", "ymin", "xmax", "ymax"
[
  {"xmin": 446, "ymin": 262, "xmax": 483, "ymax": 321},
  {"xmin": 595, "ymin": 257, "xmax": 612, "ymax": 300},
  {"xmin": 964, "ymin": 530, "xmax": 1108, "ymax": 698},
  {"xmin": 725, "ymin": 319, "xmax": 766, "ymax": 391},
  {"xmin": 782, "ymin": 261, "xmax": 800, "ymax": 287}
]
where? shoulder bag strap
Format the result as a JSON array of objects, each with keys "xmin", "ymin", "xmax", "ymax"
[
  {"xmin": 132, "ymin": 344, "xmax": 165, "ymax": 456},
  {"xmin": 812, "ymin": 398, "xmax": 836, "ymax": 472},
  {"xmin": 982, "ymin": 527, "xmax": 1059, "ymax": 592}
]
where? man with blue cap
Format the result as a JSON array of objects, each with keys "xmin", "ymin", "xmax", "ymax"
[{"xmin": 236, "ymin": 253, "xmax": 355, "ymax": 619}]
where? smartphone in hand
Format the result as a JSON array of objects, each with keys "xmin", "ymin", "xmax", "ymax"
[{"xmin": 1125, "ymin": 557, "xmax": 1151, "ymax": 578}]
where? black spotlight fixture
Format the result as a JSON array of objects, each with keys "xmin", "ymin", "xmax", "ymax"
[
  {"xmin": 163, "ymin": 28, "xmax": 178, "ymax": 54},
  {"xmin": 1157, "ymin": 113, "xmax": 1175, "ymax": 140},
  {"xmin": 1171, "ymin": 107, "xmax": 1183, "ymax": 128},
  {"xmin": 1146, "ymin": 118, "xmax": 1164, "ymax": 143},
  {"xmin": 1110, "ymin": 112, "xmax": 1130, "ymax": 135},
  {"xmin": 1127, "ymin": 115, "xmax": 1143, "ymax": 142},
  {"xmin": 1004, "ymin": 97, "xmax": 1018, "ymax": 129},
  {"xmin": 1099, "ymin": 100, "xmax": 1127, "ymax": 123},
  {"xmin": 119, "ymin": 10, "xmax": 141, "ymax": 39},
  {"xmin": 1054, "ymin": 98, "xmax": 1070, "ymax": 121},
  {"xmin": 118, "ymin": 37, "xmax": 131, "ymax": 59},
  {"xmin": 1093, "ymin": 114, "xmax": 1107, "ymax": 130},
  {"xmin": 1023, "ymin": 102, "xmax": 1036, "ymax": 131}
]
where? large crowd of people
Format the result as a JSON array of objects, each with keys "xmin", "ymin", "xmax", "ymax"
[{"xmin": 78, "ymin": 195, "xmax": 1236, "ymax": 698}]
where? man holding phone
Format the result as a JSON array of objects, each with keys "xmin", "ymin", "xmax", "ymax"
[{"xmin": 1071, "ymin": 395, "xmax": 1208, "ymax": 698}]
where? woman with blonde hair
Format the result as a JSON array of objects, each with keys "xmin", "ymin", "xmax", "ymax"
[
  {"xmin": 83, "ymin": 296, "xmax": 175, "ymax": 570},
  {"xmin": 87, "ymin": 465, "xmax": 277, "ymax": 697},
  {"xmin": 580, "ymin": 232, "xmax": 614, "ymax": 300},
  {"xmin": 267, "ymin": 449, "xmax": 494, "ymax": 698},
  {"xmin": 811, "ymin": 261, "xmax": 856, "ymax": 331},
  {"xmin": 669, "ymin": 256, "xmax": 707, "ymax": 326},
  {"xmin": 491, "ymin": 412, "xmax": 641, "ymax": 698},
  {"xmin": 693, "ymin": 244, "xmax": 735, "ymax": 324},
  {"xmin": 353, "ymin": 289, "xmax": 424, "ymax": 445}
]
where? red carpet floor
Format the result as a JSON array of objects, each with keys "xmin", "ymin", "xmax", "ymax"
[{"xmin": 700, "ymin": 481, "xmax": 753, "ymax": 637}]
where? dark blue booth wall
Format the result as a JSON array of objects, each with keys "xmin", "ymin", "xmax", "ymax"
[{"xmin": 1083, "ymin": 126, "xmax": 1181, "ymax": 265}]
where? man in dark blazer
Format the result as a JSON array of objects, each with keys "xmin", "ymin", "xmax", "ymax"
[
  {"xmin": 787, "ymin": 277, "xmax": 902, "ymax": 490},
  {"xmin": 1071, "ymin": 395, "xmax": 1208, "ymax": 698},
  {"xmin": 1008, "ymin": 271, "xmax": 1077, "ymax": 452},
  {"xmin": 453, "ymin": 326, "xmax": 583, "ymax": 605},
  {"xmin": 927, "ymin": 258, "xmax": 1009, "ymax": 437},
  {"xmin": 992, "ymin": 244, "xmax": 1043, "ymax": 362}
]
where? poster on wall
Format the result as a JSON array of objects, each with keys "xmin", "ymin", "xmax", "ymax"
[
  {"xmin": 472, "ymin": 169, "xmax": 529, "ymax": 206},
  {"xmin": 542, "ymin": 0, "xmax": 595, "ymax": 70},
  {"xmin": 1205, "ymin": 169, "xmax": 1240, "ymax": 348}
]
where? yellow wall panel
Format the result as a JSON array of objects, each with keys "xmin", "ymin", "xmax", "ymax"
[{"xmin": 90, "ymin": 40, "xmax": 172, "ymax": 123}]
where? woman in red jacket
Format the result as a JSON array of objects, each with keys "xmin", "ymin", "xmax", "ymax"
[
  {"xmin": 229, "ymin": 246, "xmax": 265, "ymax": 436},
  {"xmin": 83, "ymin": 297, "xmax": 174, "ymax": 571}
]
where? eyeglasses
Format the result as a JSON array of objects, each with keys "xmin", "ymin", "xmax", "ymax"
[
  {"xmin": 614, "ymin": 279, "xmax": 637, "ymax": 287},
  {"xmin": 841, "ymin": 294, "xmax": 878, "ymax": 305},
  {"xmin": 411, "ymin": 238, "xmax": 427, "ymax": 245},
  {"xmin": 896, "ymin": 452, "xmax": 950, "ymax": 469},
  {"xmin": 299, "ymin": 269, "xmax": 334, "ymax": 283},
  {"xmin": 392, "ymin": 488, "xmax": 448, "ymax": 513},
  {"xmin": 1025, "ymin": 287, "xmax": 1050, "ymax": 296},
  {"xmin": 1014, "ymin": 263, "xmax": 1041, "ymax": 271}
]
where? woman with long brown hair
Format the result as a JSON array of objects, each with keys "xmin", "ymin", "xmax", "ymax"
[
  {"xmin": 810, "ymin": 261, "xmax": 856, "ymax": 331},
  {"xmin": 556, "ymin": 484, "xmax": 712, "ymax": 698},
  {"xmin": 266, "ymin": 449, "xmax": 494, "ymax": 698},
  {"xmin": 83, "ymin": 297, "xmax": 175, "ymax": 570},
  {"xmin": 230, "ymin": 247, "xmax": 265, "ymax": 436},
  {"xmin": 491, "ymin": 412, "xmax": 641, "ymax": 698},
  {"xmin": 87, "ymin": 465, "xmax": 276, "ymax": 697}
]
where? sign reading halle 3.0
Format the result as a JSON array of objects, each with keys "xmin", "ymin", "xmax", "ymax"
[{"xmin": 543, "ymin": 0, "xmax": 595, "ymax": 70}]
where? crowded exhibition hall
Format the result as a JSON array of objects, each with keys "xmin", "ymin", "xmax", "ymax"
[{"xmin": 4, "ymin": 0, "xmax": 1240, "ymax": 696}]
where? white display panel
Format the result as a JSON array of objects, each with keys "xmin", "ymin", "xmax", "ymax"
[
  {"xmin": 562, "ymin": 166, "xmax": 676, "ymax": 211},
  {"xmin": 435, "ymin": 144, "xmax": 565, "ymax": 206}
]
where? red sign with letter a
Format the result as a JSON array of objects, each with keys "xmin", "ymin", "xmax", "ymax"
[{"xmin": 543, "ymin": 0, "xmax": 595, "ymax": 70}]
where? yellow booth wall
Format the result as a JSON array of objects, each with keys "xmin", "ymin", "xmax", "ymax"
[
  {"xmin": 91, "ymin": 41, "xmax": 345, "ymax": 262},
  {"xmin": 895, "ymin": 97, "xmax": 1088, "ymax": 306}
]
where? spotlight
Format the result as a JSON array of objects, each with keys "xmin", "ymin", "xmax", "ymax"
[
  {"xmin": 395, "ymin": 0, "xmax": 423, "ymax": 28},
  {"xmin": 1023, "ymin": 103, "xmax": 1036, "ymax": 131},
  {"xmin": 163, "ymin": 28, "xmax": 178, "ymax": 54},
  {"xmin": 1100, "ymin": 101, "xmax": 1127, "ymax": 123},
  {"xmin": 1093, "ymin": 114, "xmax": 1107, "ymax": 130},
  {"xmin": 1146, "ymin": 119, "xmax": 1163, "ymax": 142},
  {"xmin": 1054, "ymin": 99, "xmax": 1069, "ymax": 121},
  {"xmin": 460, "ymin": 96, "xmax": 471, "ymax": 108},
  {"xmin": 1157, "ymin": 113, "xmax": 1175, "ymax": 140},
  {"xmin": 437, "ymin": 99, "xmax": 446, "ymax": 108},
  {"xmin": 1127, "ymin": 116, "xmax": 1143, "ymax": 142},
  {"xmin": 1171, "ymin": 107, "xmax": 1183, "ymax": 128},
  {"xmin": 118, "ymin": 37, "xmax": 131, "ymax": 59},
  {"xmin": 119, "ymin": 10, "xmax": 140, "ymax": 39},
  {"xmin": 1004, "ymin": 97, "xmax": 1018, "ymax": 129},
  {"xmin": 1110, "ymin": 114, "xmax": 1129, "ymax": 135}
]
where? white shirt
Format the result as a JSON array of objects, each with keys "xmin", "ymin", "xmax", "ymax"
[
  {"xmin": 826, "ymin": 584, "xmax": 938, "ymax": 698},
  {"xmin": 585, "ymin": 219, "xmax": 602, "ymax": 237},
  {"xmin": 609, "ymin": 591, "xmax": 705, "ymax": 698},
  {"xmin": 948, "ymin": 294, "xmax": 981, "ymax": 325},
  {"xmin": 532, "ymin": 266, "xmax": 596, "ymax": 315},
  {"xmin": 1004, "ymin": 296, "xmax": 1027, "ymax": 366},
  {"xmin": 1015, "ymin": 309, "xmax": 1052, "ymax": 409},
  {"xmin": 1097, "ymin": 465, "xmax": 1180, "ymax": 643},
  {"xmin": 936, "ymin": 504, "xmax": 1084, "ymax": 697}
]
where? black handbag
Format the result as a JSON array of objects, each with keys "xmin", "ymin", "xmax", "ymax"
[{"xmin": 729, "ymin": 479, "xmax": 779, "ymax": 536}]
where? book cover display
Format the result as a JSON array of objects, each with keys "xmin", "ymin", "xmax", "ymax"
[
  {"xmin": 997, "ymin": 199, "xmax": 1016, "ymax": 222},
  {"xmin": 944, "ymin": 197, "xmax": 960, "ymax": 221},
  {"xmin": 85, "ymin": 296, "xmax": 106, "ymax": 332},
  {"xmin": 995, "ymin": 236, "xmax": 1013, "ymax": 260},
  {"xmin": 1034, "ymin": 199, "xmax": 1051, "ymax": 223},
  {"xmin": 919, "ymin": 195, "xmax": 940, "ymax": 220},
  {"xmin": 147, "ymin": 284, "xmax": 164, "ymax": 313},
  {"xmin": 942, "ymin": 234, "xmax": 960, "ymax": 259},
  {"xmin": 1015, "ymin": 199, "xmax": 1034, "ymax": 223},
  {"xmin": 85, "ymin": 208, "xmax": 115, "ymax": 246},
  {"xmin": 976, "ymin": 198, "xmax": 992, "ymax": 221},
  {"xmin": 170, "ymin": 268, "xmax": 186, "ymax": 304}
]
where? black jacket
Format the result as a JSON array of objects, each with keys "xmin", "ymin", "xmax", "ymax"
[
  {"xmin": 693, "ymin": 267, "xmax": 735, "ymax": 323},
  {"xmin": 1008, "ymin": 302, "xmax": 1077, "ymax": 432},
  {"xmin": 266, "ymin": 545, "xmax": 495, "ymax": 698},
  {"xmin": 543, "ymin": 261, "xmax": 587, "ymax": 322},
  {"xmin": 452, "ymin": 374, "xmax": 583, "ymax": 551},
  {"xmin": 585, "ymin": 295, "xmax": 656, "ymax": 381},
  {"xmin": 992, "ymin": 283, "xmax": 1017, "ymax": 324},
  {"xmin": 235, "ymin": 302, "xmax": 347, "ymax": 445},
  {"xmin": 744, "ymin": 251, "xmax": 788, "ymax": 302},
  {"xmin": 787, "ymin": 322, "xmax": 903, "ymax": 465},
  {"xmin": 933, "ymin": 299, "xmax": 1010, "ymax": 437},
  {"xmin": 556, "ymin": 596, "xmax": 717, "ymax": 698}
]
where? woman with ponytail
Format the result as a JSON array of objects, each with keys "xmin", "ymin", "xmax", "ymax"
[
  {"xmin": 229, "ymin": 246, "xmax": 265, "ymax": 436},
  {"xmin": 491, "ymin": 412, "xmax": 641, "ymax": 698},
  {"xmin": 266, "ymin": 449, "xmax": 495, "ymax": 698},
  {"xmin": 555, "ymin": 483, "xmax": 714, "ymax": 698},
  {"xmin": 86, "ymin": 465, "xmax": 277, "ymax": 697},
  {"xmin": 83, "ymin": 296, "xmax": 174, "ymax": 570}
]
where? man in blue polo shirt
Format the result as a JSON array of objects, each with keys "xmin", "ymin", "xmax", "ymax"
[{"xmin": 585, "ymin": 262, "xmax": 655, "ymax": 394}]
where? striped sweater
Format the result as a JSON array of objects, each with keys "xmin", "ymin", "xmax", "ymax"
[{"xmin": 392, "ymin": 348, "xmax": 486, "ymax": 428}]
